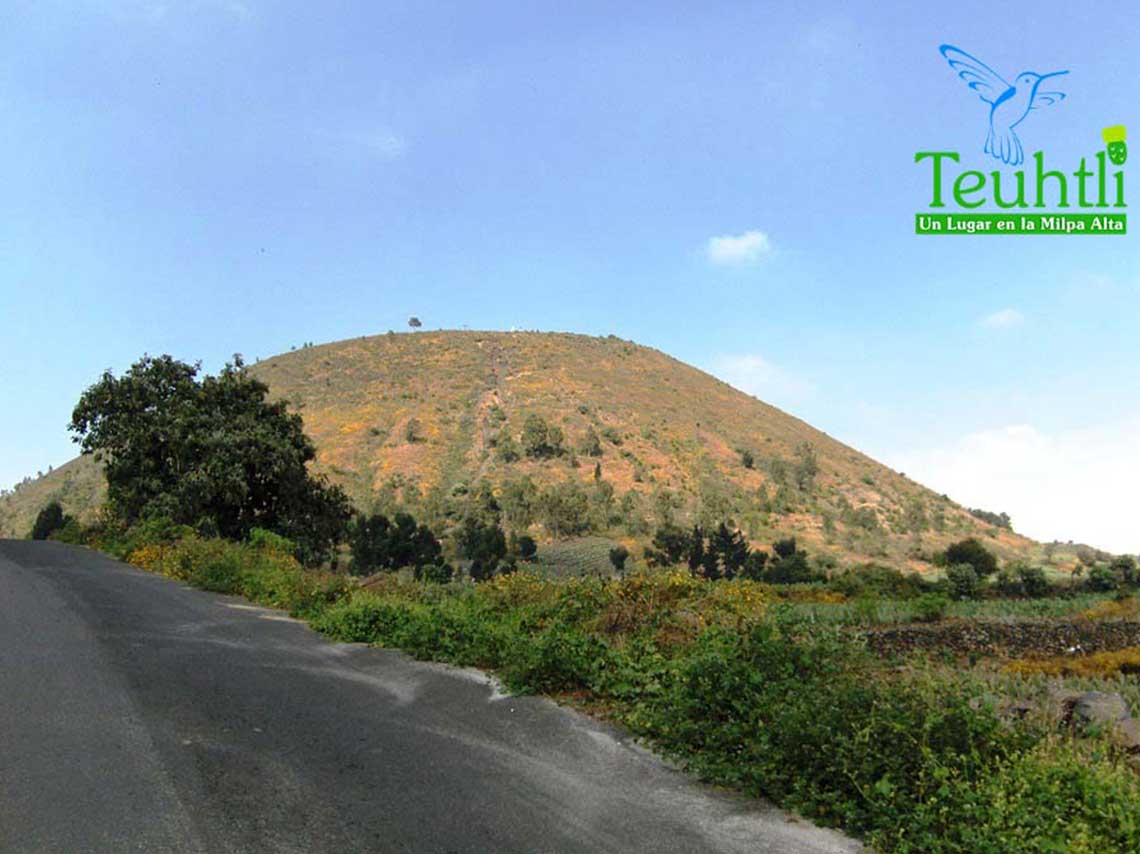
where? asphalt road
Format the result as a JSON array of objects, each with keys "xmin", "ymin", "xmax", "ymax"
[{"xmin": 0, "ymin": 540, "xmax": 862, "ymax": 854}]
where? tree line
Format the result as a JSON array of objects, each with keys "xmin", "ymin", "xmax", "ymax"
[{"xmin": 646, "ymin": 523, "xmax": 819, "ymax": 583}]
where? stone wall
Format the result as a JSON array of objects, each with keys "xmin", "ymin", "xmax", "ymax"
[{"xmin": 863, "ymin": 619, "xmax": 1140, "ymax": 659}]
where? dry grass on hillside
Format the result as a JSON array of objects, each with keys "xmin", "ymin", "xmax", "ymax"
[{"xmin": 3, "ymin": 331, "xmax": 1054, "ymax": 570}]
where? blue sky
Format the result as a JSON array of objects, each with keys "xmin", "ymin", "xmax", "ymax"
[{"xmin": 2, "ymin": 1, "xmax": 1138, "ymax": 551}]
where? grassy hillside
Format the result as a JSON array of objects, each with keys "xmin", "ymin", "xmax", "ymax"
[
  {"xmin": 0, "ymin": 455, "xmax": 105, "ymax": 540},
  {"xmin": 1, "ymin": 331, "xmax": 1048, "ymax": 569}
]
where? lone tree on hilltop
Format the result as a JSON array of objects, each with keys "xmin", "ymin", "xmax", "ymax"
[
  {"xmin": 69, "ymin": 354, "xmax": 351, "ymax": 565},
  {"xmin": 408, "ymin": 317, "xmax": 422, "ymax": 330}
]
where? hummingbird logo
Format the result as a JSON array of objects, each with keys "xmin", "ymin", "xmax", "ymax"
[{"xmin": 940, "ymin": 44, "xmax": 1068, "ymax": 167}]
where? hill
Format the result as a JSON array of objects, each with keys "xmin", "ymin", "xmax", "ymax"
[{"xmin": 1, "ymin": 331, "xmax": 1045, "ymax": 570}]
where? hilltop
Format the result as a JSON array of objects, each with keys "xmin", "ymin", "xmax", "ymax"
[{"xmin": 1, "ymin": 331, "xmax": 1044, "ymax": 570}]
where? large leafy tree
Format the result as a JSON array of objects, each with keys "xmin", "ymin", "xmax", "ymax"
[{"xmin": 69, "ymin": 354, "xmax": 351, "ymax": 564}]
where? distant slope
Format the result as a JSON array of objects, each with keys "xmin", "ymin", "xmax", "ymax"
[
  {"xmin": 1, "ymin": 455, "xmax": 105, "ymax": 539},
  {"xmin": 1, "ymin": 331, "xmax": 1042, "ymax": 569}
]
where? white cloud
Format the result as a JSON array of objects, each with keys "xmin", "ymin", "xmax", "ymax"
[
  {"xmin": 706, "ymin": 230, "xmax": 771, "ymax": 266},
  {"xmin": 707, "ymin": 354, "xmax": 814, "ymax": 405},
  {"xmin": 979, "ymin": 308, "xmax": 1024, "ymax": 329},
  {"xmin": 890, "ymin": 418, "xmax": 1140, "ymax": 554}
]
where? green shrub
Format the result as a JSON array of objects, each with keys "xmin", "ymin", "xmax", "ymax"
[
  {"xmin": 521, "ymin": 414, "xmax": 563, "ymax": 458},
  {"xmin": 195, "ymin": 548, "xmax": 244, "ymax": 593},
  {"xmin": 1111, "ymin": 555, "xmax": 1138, "ymax": 586},
  {"xmin": 194, "ymin": 516, "xmax": 221, "ymax": 538},
  {"xmin": 415, "ymin": 563, "xmax": 454, "ymax": 584},
  {"xmin": 600, "ymin": 426, "xmax": 622, "ymax": 446},
  {"xmin": 537, "ymin": 481, "xmax": 590, "ymax": 537},
  {"xmin": 901, "ymin": 740, "xmax": 1140, "ymax": 852},
  {"xmin": 945, "ymin": 563, "xmax": 980, "ymax": 600},
  {"xmin": 852, "ymin": 593, "xmax": 882, "ymax": 624},
  {"xmin": 831, "ymin": 563, "xmax": 928, "ymax": 599},
  {"xmin": 1018, "ymin": 564, "xmax": 1051, "ymax": 598},
  {"xmin": 111, "ymin": 515, "xmax": 195, "ymax": 559},
  {"xmin": 30, "ymin": 501, "xmax": 67, "ymax": 540},
  {"xmin": 638, "ymin": 624, "xmax": 1033, "ymax": 841},
  {"xmin": 312, "ymin": 591, "xmax": 508, "ymax": 667},
  {"xmin": 127, "ymin": 531, "xmax": 349, "ymax": 618},
  {"xmin": 764, "ymin": 539, "xmax": 821, "ymax": 584},
  {"xmin": 995, "ymin": 563, "xmax": 1053, "ymax": 599},
  {"xmin": 500, "ymin": 625, "xmax": 611, "ymax": 694},
  {"xmin": 313, "ymin": 595, "xmax": 416, "ymax": 644},
  {"xmin": 994, "ymin": 566, "xmax": 1022, "ymax": 597},
  {"xmin": 912, "ymin": 592, "xmax": 951, "ymax": 622},
  {"xmin": 1087, "ymin": 565, "xmax": 1121, "ymax": 592},
  {"xmin": 942, "ymin": 538, "xmax": 998, "ymax": 578},
  {"xmin": 249, "ymin": 527, "xmax": 298, "ymax": 556},
  {"xmin": 578, "ymin": 427, "xmax": 603, "ymax": 458},
  {"xmin": 51, "ymin": 516, "xmax": 86, "ymax": 544}
]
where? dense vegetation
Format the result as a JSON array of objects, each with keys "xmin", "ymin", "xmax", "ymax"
[
  {"xmin": 15, "ymin": 336, "xmax": 1140, "ymax": 850},
  {"xmin": 51, "ymin": 518, "xmax": 1131, "ymax": 853},
  {"xmin": 38, "ymin": 500, "xmax": 1140, "ymax": 852}
]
